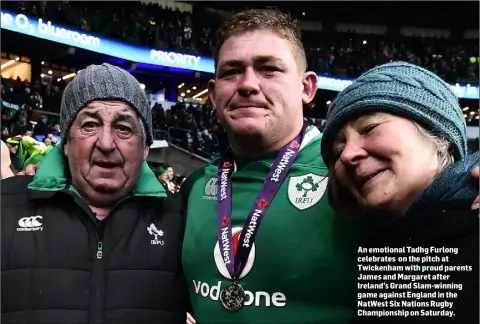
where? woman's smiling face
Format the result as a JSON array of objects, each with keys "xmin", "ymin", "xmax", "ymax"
[{"xmin": 332, "ymin": 112, "xmax": 441, "ymax": 215}]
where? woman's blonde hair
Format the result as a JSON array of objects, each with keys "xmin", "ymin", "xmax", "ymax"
[{"xmin": 327, "ymin": 122, "xmax": 455, "ymax": 214}]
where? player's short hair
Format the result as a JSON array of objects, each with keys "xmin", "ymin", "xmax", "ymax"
[{"xmin": 214, "ymin": 8, "xmax": 307, "ymax": 73}]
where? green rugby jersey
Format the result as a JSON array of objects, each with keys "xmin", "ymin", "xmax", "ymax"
[{"xmin": 182, "ymin": 127, "xmax": 363, "ymax": 323}]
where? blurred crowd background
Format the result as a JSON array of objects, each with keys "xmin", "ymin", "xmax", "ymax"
[
  {"xmin": 3, "ymin": 1, "xmax": 478, "ymax": 83},
  {"xmin": 1, "ymin": 1, "xmax": 478, "ymax": 179}
]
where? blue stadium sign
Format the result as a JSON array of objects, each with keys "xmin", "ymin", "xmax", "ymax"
[
  {"xmin": 1, "ymin": 10, "xmax": 478, "ymax": 99},
  {"xmin": 1, "ymin": 10, "xmax": 214, "ymax": 73}
]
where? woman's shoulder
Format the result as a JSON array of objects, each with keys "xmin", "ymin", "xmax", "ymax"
[
  {"xmin": 366, "ymin": 200, "xmax": 478, "ymax": 247},
  {"xmin": 403, "ymin": 200, "xmax": 478, "ymax": 244},
  {"xmin": 413, "ymin": 152, "xmax": 479, "ymax": 208},
  {"xmin": 410, "ymin": 198, "xmax": 475, "ymax": 215}
]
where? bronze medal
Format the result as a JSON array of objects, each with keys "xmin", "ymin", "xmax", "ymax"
[{"xmin": 220, "ymin": 282, "xmax": 245, "ymax": 312}]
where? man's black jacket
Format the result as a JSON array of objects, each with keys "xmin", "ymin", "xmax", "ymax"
[{"xmin": 1, "ymin": 147, "xmax": 188, "ymax": 324}]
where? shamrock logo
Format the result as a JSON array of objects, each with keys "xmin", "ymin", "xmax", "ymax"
[{"xmin": 296, "ymin": 176, "xmax": 320, "ymax": 198}]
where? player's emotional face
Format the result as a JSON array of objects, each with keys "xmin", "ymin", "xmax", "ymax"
[
  {"xmin": 208, "ymin": 30, "xmax": 314, "ymax": 138},
  {"xmin": 332, "ymin": 113, "xmax": 440, "ymax": 215},
  {"xmin": 64, "ymin": 100, "xmax": 149, "ymax": 203}
]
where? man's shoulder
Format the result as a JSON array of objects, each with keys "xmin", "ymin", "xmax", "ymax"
[
  {"xmin": 1, "ymin": 176, "xmax": 36, "ymax": 212},
  {"xmin": 295, "ymin": 130, "xmax": 328, "ymax": 171},
  {"xmin": 180, "ymin": 158, "xmax": 220, "ymax": 198},
  {"xmin": 1, "ymin": 175, "xmax": 34, "ymax": 196}
]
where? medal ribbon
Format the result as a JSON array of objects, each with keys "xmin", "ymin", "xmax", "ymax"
[{"xmin": 217, "ymin": 126, "xmax": 306, "ymax": 280}]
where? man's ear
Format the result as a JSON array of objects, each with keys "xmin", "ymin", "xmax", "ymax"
[
  {"xmin": 301, "ymin": 72, "xmax": 318, "ymax": 105},
  {"xmin": 63, "ymin": 141, "xmax": 69, "ymax": 158},
  {"xmin": 207, "ymin": 79, "xmax": 217, "ymax": 110},
  {"xmin": 143, "ymin": 146, "xmax": 149, "ymax": 160}
]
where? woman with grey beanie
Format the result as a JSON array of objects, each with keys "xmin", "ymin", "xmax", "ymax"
[{"xmin": 320, "ymin": 62, "xmax": 478, "ymax": 324}]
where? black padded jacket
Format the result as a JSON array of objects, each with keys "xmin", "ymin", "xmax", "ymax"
[{"xmin": 1, "ymin": 147, "xmax": 188, "ymax": 324}]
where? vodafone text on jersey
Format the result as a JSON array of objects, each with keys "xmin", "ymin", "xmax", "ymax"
[{"xmin": 191, "ymin": 227, "xmax": 287, "ymax": 308}]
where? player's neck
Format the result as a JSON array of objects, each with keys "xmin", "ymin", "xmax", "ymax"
[{"xmin": 229, "ymin": 123, "xmax": 303, "ymax": 159}]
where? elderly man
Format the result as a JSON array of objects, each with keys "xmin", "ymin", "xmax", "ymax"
[{"xmin": 1, "ymin": 63, "xmax": 188, "ymax": 323}]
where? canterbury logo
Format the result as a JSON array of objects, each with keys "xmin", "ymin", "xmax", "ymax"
[{"xmin": 17, "ymin": 216, "xmax": 44, "ymax": 232}]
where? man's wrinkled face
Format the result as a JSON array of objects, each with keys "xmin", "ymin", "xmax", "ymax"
[{"xmin": 64, "ymin": 100, "xmax": 149, "ymax": 207}]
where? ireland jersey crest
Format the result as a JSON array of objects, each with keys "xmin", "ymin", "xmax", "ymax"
[{"xmin": 287, "ymin": 173, "xmax": 328, "ymax": 210}]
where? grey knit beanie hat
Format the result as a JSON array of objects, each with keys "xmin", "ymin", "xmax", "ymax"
[
  {"xmin": 321, "ymin": 61, "xmax": 467, "ymax": 167},
  {"xmin": 60, "ymin": 63, "xmax": 153, "ymax": 146}
]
